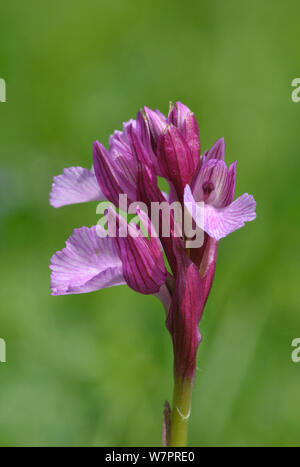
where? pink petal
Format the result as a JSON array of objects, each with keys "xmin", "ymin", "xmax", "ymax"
[
  {"xmin": 196, "ymin": 234, "xmax": 218, "ymax": 307},
  {"xmin": 144, "ymin": 106, "xmax": 167, "ymax": 143},
  {"xmin": 192, "ymin": 159, "xmax": 228, "ymax": 205},
  {"xmin": 137, "ymin": 164, "xmax": 180, "ymax": 275},
  {"xmin": 204, "ymin": 137, "xmax": 225, "ymax": 161},
  {"xmin": 50, "ymin": 226, "xmax": 125, "ymax": 295},
  {"xmin": 93, "ymin": 141, "xmax": 137, "ymax": 205},
  {"xmin": 50, "ymin": 167, "xmax": 104, "ymax": 208},
  {"xmin": 184, "ymin": 184, "xmax": 205, "ymax": 230},
  {"xmin": 204, "ymin": 193, "xmax": 256, "ymax": 240},
  {"xmin": 107, "ymin": 207, "xmax": 168, "ymax": 295},
  {"xmin": 220, "ymin": 161, "xmax": 237, "ymax": 207},
  {"xmin": 168, "ymin": 101, "xmax": 201, "ymax": 168},
  {"xmin": 158, "ymin": 125, "xmax": 195, "ymax": 199},
  {"xmin": 126, "ymin": 117, "xmax": 155, "ymax": 171},
  {"xmin": 184, "ymin": 186, "xmax": 256, "ymax": 241},
  {"xmin": 108, "ymin": 118, "xmax": 135, "ymax": 147},
  {"xmin": 192, "ymin": 158, "xmax": 238, "ymax": 208}
]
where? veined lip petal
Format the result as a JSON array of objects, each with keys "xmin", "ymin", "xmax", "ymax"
[
  {"xmin": 184, "ymin": 184, "xmax": 256, "ymax": 241},
  {"xmin": 50, "ymin": 226, "xmax": 125, "ymax": 295},
  {"xmin": 204, "ymin": 193, "xmax": 256, "ymax": 240},
  {"xmin": 50, "ymin": 166, "xmax": 104, "ymax": 208}
]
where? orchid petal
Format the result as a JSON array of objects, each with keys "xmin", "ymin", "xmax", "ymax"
[
  {"xmin": 197, "ymin": 234, "xmax": 218, "ymax": 306},
  {"xmin": 168, "ymin": 102, "xmax": 201, "ymax": 168},
  {"xmin": 204, "ymin": 137, "xmax": 225, "ymax": 162},
  {"xmin": 184, "ymin": 185, "xmax": 256, "ymax": 241},
  {"xmin": 158, "ymin": 125, "xmax": 195, "ymax": 199},
  {"xmin": 50, "ymin": 226, "xmax": 125, "ymax": 295},
  {"xmin": 192, "ymin": 158, "xmax": 238, "ymax": 208},
  {"xmin": 204, "ymin": 193, "xmax": 256, "ymax": 240},
  {"xmin": 108, "ymin": 118, "xmax": 135, "ymax": 148},
  {"xmin": 93, "ymin": 141, "xmax": 137, "ymax": 205},
  {"xmin": 144, "ymin": 106, "xmax": 167, "ymax": 144},
  {"xmin": 50, "ymin": 167, "xmax": 104, "ymax": 208},
  {"xmin": 222, "ymin": 161, "xmax": 237, "ymax": 207},
  {"xmin": 184, "ymin": 184, "xmax": 205, "ymax": 230},
  {"xmin": 126, "ymin": 117, "xmax": 154, "ymax": 170},
  {"xmin": 107, "ymin": 207, "xmax": 168, "ymax": 295},
  {"xmin": 137, "ymin": 164, "xmax": 180, "ymax": 274},
  {"xmin": 192, "ymin": 159, "xmax": 228, "ymax": 205}
]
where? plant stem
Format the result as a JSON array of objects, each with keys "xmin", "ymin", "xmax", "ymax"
[{"xmin": 168, "ymin": 375, "xmax": 193, "ymax": 447}]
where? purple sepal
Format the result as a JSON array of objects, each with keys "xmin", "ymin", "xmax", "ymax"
[
  {"xmin": 107, "ymin": 207, "xmax": 167, "ymax": 295},
  {"xmin": 134, "ymin": 110, "xmax": 162, "ymax": 175},
  {"xmin": 144, "ymin": 106, "xmax": 167, "ymax": 148},
  {"xmin": 190, "ymin": 233, "xmax": 218, "ymax": 307},
  {"xmin": 158, "ymin": 125, "xmax": 195, "ymax": 199},
  {"xmin": 204, "ymin": 137, "xmax": 225, "ymax": 162},
  {"xmin": 126, "ymin": 117, "xmax": 155, "ymax": 172},
  {"xmin": 93, "ymin": 141, "xmax": 137, "ymax": 205},
  {"xmin": 168, "ymin": 102, "xmax": 201, "ymax": 169},
  {"xmin": 166, "ymin": 240, "xmax": 203, "ymax": 380},
  {"xmin": 193, "ymin": 158, "xmax": 236, "ymax": 208},
  {"xmin": 137, "ymin": 164, "xmax": 179, "ymax": 274}
]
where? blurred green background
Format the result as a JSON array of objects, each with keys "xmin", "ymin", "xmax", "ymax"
[{"xmin": 0, "ymin": 0, "xmax": 299, "ymax": 447}]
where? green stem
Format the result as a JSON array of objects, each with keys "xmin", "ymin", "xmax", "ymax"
[{"xmin": 168, "ymin": 376, "xmax": 193, "ymax": 447}]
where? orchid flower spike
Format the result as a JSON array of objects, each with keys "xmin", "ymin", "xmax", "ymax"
[{"xmin": 49, "ymin": 101, "xmax": 256, "ymax": 447}]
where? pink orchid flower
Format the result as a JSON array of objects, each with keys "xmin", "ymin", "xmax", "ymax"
[{"xmin": 49, "ymin": 102, "xmax": 256, "ymax": 446}]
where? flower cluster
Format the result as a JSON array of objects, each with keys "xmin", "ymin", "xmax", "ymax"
[{"xmin": 49, "ymin": 102, "xmax": 256, "ymax": 444}]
